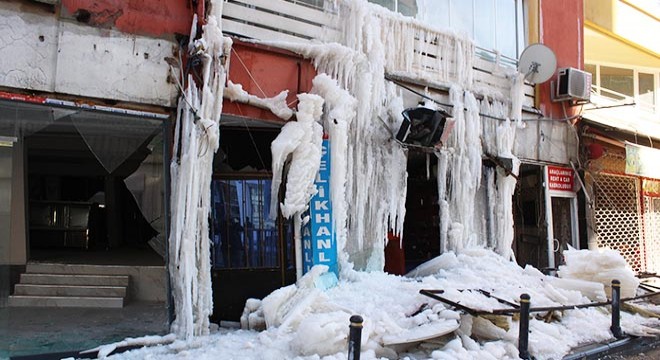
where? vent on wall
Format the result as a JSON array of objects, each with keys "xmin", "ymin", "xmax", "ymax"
[{"xmin": 554, "ymin": 67, "xmax": 592, "ymax": 102}]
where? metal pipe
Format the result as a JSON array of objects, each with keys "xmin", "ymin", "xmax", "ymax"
[
  {"xmin": 518, "ymin": 294, "xmax": 531, "ymax": 359},
  {"xmin": 543, "ymin": 165, "xmax": 556, "ymax": 268},
  {"xmin": 562, "ymin": 338, "xmax": 632, "ymax": 360},
  {"xmin": 294, "ymin": 216, "xmax": 303, "ymax": 280},
  {"xmin": 611, "ymin": 280, "xmax": 623, "ymax": 339},
  {"xmin": 348, "ymin": 315, "xmax": 363, "ymax": 360},
  {"xmin": 419, "ymin": 288, "xmax": 660, "ymax": 316},
  {"xmin": 581, "ymin": 132, "xmax": 625, "ymax": 148}
]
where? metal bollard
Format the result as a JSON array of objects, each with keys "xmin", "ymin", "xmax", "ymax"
[
  {"xmin": 348, "ymin": 315, "xmax": 363, "ymax": 360},
  {"xmin": 611, "ymin": 279, "xmax": 622, "ymax": 338},
  {"xmin": 519, "ymin": 293, "xmax": 531, "ymax": 359}
]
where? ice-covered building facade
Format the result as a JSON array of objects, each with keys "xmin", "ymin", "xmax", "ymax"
[
  {"xmin": 169, "ymin": 0, "xmax": 585, "ymax": 328},
  {"xmin": 0, "ymin": 0, "xmax": 587, "ymax": 340}
]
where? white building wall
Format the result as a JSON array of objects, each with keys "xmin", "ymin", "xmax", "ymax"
[
  {"xmin": 0, "ymin": 4, "xmax": 58, "ymax": 93},
  {"xmin": 0, "ymin": 2, "xmax": 177, "ymax": 107},
  {"xmin": 515, "ymin": 120, "xmax": 578, "ymax": 164}
]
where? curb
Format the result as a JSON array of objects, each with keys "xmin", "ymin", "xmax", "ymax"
[{"xmin": 563, "ymin": 337, "xmax": 634, "ymax": 360}]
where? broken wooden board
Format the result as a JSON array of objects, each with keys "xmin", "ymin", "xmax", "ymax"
[{"xmin": 382, "ymin": 319, "xmax": 459, "ymax": 346}]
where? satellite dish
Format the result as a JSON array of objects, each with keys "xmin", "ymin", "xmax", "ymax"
[{"xmin": 518, "ymin": 43, "xmax": 557, "ymax": 84}]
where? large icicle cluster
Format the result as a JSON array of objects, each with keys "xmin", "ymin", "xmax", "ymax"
[
  {"xmin": 168, "ymin": 2, "xmax": 231, "ymax": 339},
  {"xmin": 267, "ymin": 0, "xmax": 520, "ymax": 269},
  {"xmin": 266, "ymin": 2, "xmax": 412, "ymax": 271}
]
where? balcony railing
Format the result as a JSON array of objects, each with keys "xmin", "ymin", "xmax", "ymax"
[
  {"xmin": 221, "ymin": 0, "xmax": 534, "ymax": 107},
  {"xmin": 591, "ymin": 84, "xmax": 657, "ymax": 114}
]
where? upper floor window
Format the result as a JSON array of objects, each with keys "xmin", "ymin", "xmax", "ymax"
[
  {"xmin": 369, "ymin": 0, "xmax": 527, "ymax": 61},
  {"xmin": 585, "ymin": 63, "xmax": 658, "ymax": 114}
]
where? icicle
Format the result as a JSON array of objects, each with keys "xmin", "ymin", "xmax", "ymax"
[
  {"xmin": 436, "ymin": 149, "xmax": 449, "ymax": 254},
  {"xmin": 168, "ymin": 1, "xmax": 231, "ymax": 340}
]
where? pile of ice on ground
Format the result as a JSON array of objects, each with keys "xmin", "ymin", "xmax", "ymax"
[
  {"xmin": 107, "ymin": 248, "xmax": 659, "ymax": 360},
  {"xmin": 558, "ymin": 246, "xmax": 640, "ymax": 299}
]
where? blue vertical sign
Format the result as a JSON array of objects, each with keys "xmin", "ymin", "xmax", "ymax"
[{"xmin": 302, "ymin": 138, "xmax": 338, "ymax": 277}]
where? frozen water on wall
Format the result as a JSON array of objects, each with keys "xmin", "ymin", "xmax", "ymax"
[
  {"xmin": 270, "ymin": 93, "xmax": 325, "ymax": 277},
  {"xmin": 168, "ymin": 2, "xmax": 527, "ymax": 336},
  {"xmin": 168, "ymin": 1, "xmax": 231, "ymax": 339},
  {"xmin": 311, "ymin": 74, "xmax": 358, "ymax": 274},
  {"xmin": 266, "ymin": 0, "xmax": 524, "ymax": 270}
]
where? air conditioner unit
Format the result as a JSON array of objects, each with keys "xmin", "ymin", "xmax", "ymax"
[{"xmin": 556, "ymin": 67, "xmax": 592, "ymax": 102}]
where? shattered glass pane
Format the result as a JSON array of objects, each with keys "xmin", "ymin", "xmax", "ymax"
[
  {"xmin": 71, "ymin": 111, "xmax": 161, "ymax": 174},
  {"xmin": 0, "ymin": 100, "xmax": 56, "ymax": 138}
]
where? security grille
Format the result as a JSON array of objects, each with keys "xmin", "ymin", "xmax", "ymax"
[
  {"xmin": 593, "ymin": 173, "xmax": 644, "ymax": 272},
  {"xmin": 644, "ymin": 196, "xmax": 660, "ymax": 274}
]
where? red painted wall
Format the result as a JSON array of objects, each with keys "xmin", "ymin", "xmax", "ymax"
[
  {"xmin": 61, "ymin": 0, "xmax": 194, "ymax": 36},
  {"xmin": 537, "ymin": 0, "xmax": 584, "ymax": 119},
  {"xmin": 223, "ymin": 40, "xmax": 317, "ymax": 123}
]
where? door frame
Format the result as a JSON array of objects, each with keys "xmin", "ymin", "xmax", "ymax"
[{"xmin": 543, "ymin": 165, "xmax": 580, "ymax": 268}]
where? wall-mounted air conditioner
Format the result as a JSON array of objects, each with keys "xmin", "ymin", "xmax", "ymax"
[{"xmin": 555, "ymin": 67, "xmax": 592, "ymax": 102}]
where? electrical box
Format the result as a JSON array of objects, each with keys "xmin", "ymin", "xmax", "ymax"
[{"xmin": 556, "ymin": 67, "xmax": 592, "ymax": 102}]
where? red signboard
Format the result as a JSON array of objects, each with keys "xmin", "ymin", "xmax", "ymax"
[{"xmin": 547, "ymin": 166, "xmax": 574, "ymax": 192}]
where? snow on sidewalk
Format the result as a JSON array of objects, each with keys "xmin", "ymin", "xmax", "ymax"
[{"xmin": 105, "ymin": 248, "xmax": 659, "ymax": 360}]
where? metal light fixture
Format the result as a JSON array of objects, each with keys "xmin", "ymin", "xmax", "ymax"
[{"xmin": 396, "ymin": 106, "xmax": 452, "ymax": 149}]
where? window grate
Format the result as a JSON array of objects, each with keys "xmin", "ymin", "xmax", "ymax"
[
  {"xmin": 593, "ymin": 173, "xmax": 644, "ymax": 272},
  {"xmin": 643, "ymin": 196, "xmax": 660, "ymax": 274}
]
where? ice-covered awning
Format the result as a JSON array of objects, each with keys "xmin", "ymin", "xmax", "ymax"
[{"xmin": 581, "ymin": 93, "xmax": 660, "ymax": 140}]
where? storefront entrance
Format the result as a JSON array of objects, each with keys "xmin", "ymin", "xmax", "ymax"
[
  {"xmin": 1, "ymin": 99, "xmax": 169, "ymax": 308},
  {"xmin": 210, "ymin": 127, "xmax": 295, "ymax": 321},
  {"xmin": 23, "ymin": 110, "xmax": 166, "ymax": 266},
  {"xmin": 513, "ymin": 164, "xmax": 579, "ymax": 270}
]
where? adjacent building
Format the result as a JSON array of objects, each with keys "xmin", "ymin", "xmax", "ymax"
[{"xmin": 580, "ymin": 0, "xmax": 660, "ymax": 273}]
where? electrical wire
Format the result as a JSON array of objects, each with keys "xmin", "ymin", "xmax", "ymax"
[
  {"xmin": 388, "ymin": 77, "xmax": 551, "ymax": 122},
  {"xmin": 231, "ymin": 48, "xmax": 269, "ymax": 98}
]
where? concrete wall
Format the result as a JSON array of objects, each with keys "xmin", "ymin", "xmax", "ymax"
[
  {"xmin": 508, "ymin": 0, "xmax": 584, "ymax": 165},
  {"xmin": 0, "ymin": 1, "xmax": 183, "ymax": 107},
  {"xmin": 537, "ymin": 0, "xmax": 584, "ymax": 120}
]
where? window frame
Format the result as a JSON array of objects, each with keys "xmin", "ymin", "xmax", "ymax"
[
  {"xmin": 210, "ymin": 175, "xmax": 294, "ymax": 271},
  {"xmin": 586, "ymin": 61, "xmax": 659, "ymax": 114}
]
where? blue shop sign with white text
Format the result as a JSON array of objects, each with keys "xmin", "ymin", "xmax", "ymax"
[{"xmin": 302, "ymin": 138, "xmax": 337, "ymax": 276}]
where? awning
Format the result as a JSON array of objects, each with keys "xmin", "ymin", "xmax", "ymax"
[{"xmin": 581, "ymin": 93, "xmax": 660, "ymax": 140}]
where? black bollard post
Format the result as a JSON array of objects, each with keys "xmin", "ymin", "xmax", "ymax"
[
  {"xmin": 348, "ymin": 315, "xmax": 363, "ymax": 360},
  {"xmin": 611, "ymin": 279, "xmax": 622, "ymax": 339},
  {"xmin": 519, "ymin": 293, "xmax": 531, "ymax": 359}
]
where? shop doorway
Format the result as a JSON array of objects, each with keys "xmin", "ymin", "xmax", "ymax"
[
  {"xmin": 513, "ymin": 164, "xmax": 547, "ymax": 269},
  {"xmin": 397, "ymin": 151, "xmax": 440, "ymax": 274},
  {"xmin": 24, "ymin": 113, "xmax": 166, "ymax": 266},
  {"xmin": 210, "ymin": 128, "xmax": 295, "ymax": 321},
  {"xmin": 513, "ymin": 164, "xmax": 579, "ymax": 271}
]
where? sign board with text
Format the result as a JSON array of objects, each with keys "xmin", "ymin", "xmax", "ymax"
[
  {"xmin": 301, "ymin": 139, "xmax": 338, "ymax": 276},
  {"xmin": 547, "ymin": 165, "xmax": 574, "ymax": 193},
  {"xmin": 626, "ymin": 143, "xmax": 660, "ymax": 179}
]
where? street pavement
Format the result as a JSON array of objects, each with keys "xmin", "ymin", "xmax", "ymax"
[{"xmin": 599, "ymin": 337, "xmax": 660, "ymax": 359}]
